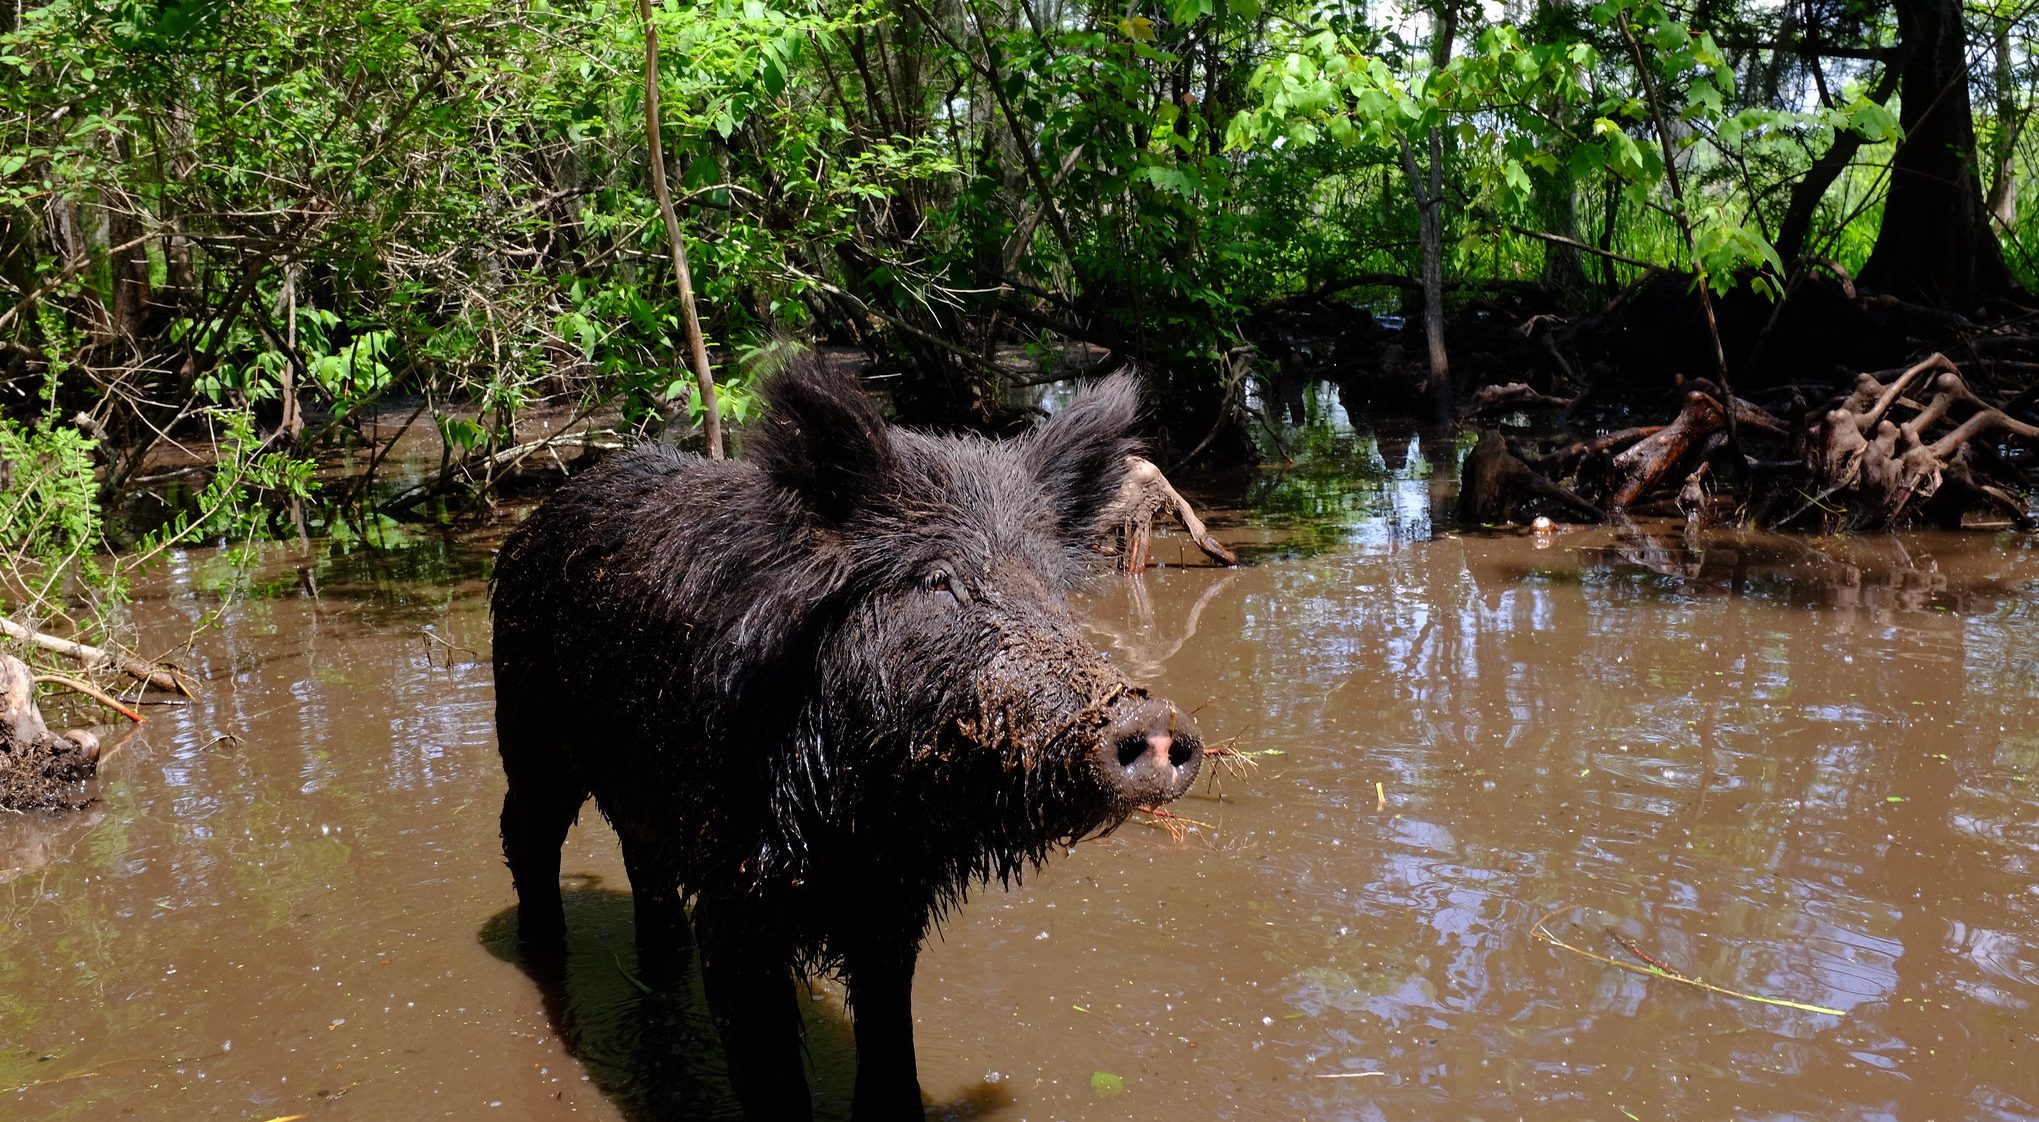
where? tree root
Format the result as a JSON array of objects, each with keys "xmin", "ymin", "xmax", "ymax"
[
  {"xmin": 1530, "ymin": 353, "xmax": 2036, "ymax": 531},
  {"xmin": 1795, "ymin": 353, "xmax": 2039, "ymax": 529},
  {"xmin": 1457, "ymin": 429, "xmax": 1605, "ymax": 526},
  {"xmin": 1101, "ymin": 456, "xmax": 1239, "ymax": 570},
  {"xmin": 0, "ymin": 654, "xmax": 100, "ymax": 811}
]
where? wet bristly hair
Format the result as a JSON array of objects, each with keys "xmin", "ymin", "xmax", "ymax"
[{"xmin": 490, "ymin": 356, "xmax": 1149, "ymax": 968}]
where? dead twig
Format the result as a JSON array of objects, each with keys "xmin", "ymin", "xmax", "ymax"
[
  {"xmin": 32, "ymin": 674, "xmax": 144, "ymax": 723},
  {"xmin": 421, "ymin": 630, "xmax": 479, "ymax": 668},
  {"xmin": 1134, "ymin": 805, "xmax": 1215, "ymax": 842},
  {"xmin": 1530, "ymin": 907, "xmax": 1843, "ymax": 1017},
  {"xmin": 1601, "ymin": 925, "xmax": 1678, "ymax": 974}
]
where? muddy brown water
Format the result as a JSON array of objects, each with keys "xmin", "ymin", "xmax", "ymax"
[{"xmin": 7, "ymin": 438, "xmax": 2039, "ymax": 1120}]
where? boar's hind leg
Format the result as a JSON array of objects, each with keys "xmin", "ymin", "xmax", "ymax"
[
  {"xmin": 846, "ymin": 939, "xmax": 926, "ymax": 1120},
  {"xmin": 499, "ymin": 766, "xmax": 586, "ymax": 949},
  {"xmin": 695, "ymin": 892, "xmax": 813, "ymax": 1121},
  {"xmin": 616, "ymin": 827, "xmax": 693, "ymax": 986}
]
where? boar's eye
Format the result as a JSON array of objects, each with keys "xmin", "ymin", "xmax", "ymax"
[{"xmin": 920, "ymin": 565, "xmax": 968, "ymax": 605}]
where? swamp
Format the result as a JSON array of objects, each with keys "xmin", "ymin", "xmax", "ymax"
[
  {"xmin": 5, "ymin": 407, "xmax": 2039, "ymax": 1119},
  {"xmin": 6, "ymin": 0, "xmax": 2039, "ymax": 1117}
]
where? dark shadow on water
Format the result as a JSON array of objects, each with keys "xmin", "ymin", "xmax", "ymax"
[{"xmin": 479, "ymin": 881, "xmax": 1019, "ymax": 1121}]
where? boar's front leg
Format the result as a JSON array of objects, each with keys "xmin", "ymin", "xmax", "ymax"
[
  {"xmin": 845, "ymin": 932, "xmax": 926, "ymax": 1120},
  {"xmin": 695, "ymin": 891, "xmax": 813, "ymax": 1120},
  {"xmin": 498, "ymin": 763, "xmax": 587, "ymax": 950}
]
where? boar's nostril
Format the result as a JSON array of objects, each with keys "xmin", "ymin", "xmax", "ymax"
[
  {"xmin": 1168, "ymin": 736, "xmax": 1196, "ymax": 769},
  {"xmin": 1115, "ymin": 733, "xmax": 1153, "ymax": 770}
]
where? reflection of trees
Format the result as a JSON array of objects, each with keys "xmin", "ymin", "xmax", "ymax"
[
  {"xmin": 1207, "ymin": 524, "xmax": 2039, "ymax": 1115},
  {"xmin": 1239, "ymin": 391, "xmax": 1462, "ymax": 558}
]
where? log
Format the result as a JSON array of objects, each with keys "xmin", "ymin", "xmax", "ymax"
[
  {"xmin": 0, "ymin": 616, "xmax": 197, "ymax": 696},
  {"xmin": 1607, "ymin": 392, "xmax": 1727, "ymax": 512}
]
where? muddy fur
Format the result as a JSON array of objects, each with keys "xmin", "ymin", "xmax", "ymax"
[{"xmin": 490, "ymin": 360, "xmax": 1199, "ymax": 1120}]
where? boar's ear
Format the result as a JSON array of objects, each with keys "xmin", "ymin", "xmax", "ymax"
[
  {"xmin": 1025, "ymin": 370, "xmax": 1142, "ymax": 545},
  {"xmin": 752, "ymin": 361, "xmax": 896, "ymax": 523}
]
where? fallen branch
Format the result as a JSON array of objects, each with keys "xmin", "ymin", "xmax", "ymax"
[
  {"xmin": 1464, "ymin": 381, "xmax": 1575, "ymax": 418},
  {"xmin": 1531, "ymin": 909, "xmax": 1843, "ymax": 1017},
  {"xmin": 0, "ymin": 617, "xmax": 197, "ymax": 696},
  {"xmin": 384, "ymin": 427, "xmax": 625, "ymax": 511},
  {"xmin": 32, "ymin": 674, "xmax": 144, "ymax": 723}
]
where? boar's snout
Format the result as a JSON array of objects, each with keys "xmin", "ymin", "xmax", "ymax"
[{"xmin": 1095, "ymin": 696, "xmax": 1203, "ymax": 807}]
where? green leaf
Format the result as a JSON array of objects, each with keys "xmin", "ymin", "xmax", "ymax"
[{"xmin": 1090, "ymin": 1071, "xmax": 1125, "ymax": 1097}]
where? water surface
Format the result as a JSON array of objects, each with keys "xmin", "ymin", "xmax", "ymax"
[{"xmin": 5, "ymin": 438, "xmax": 2039, "ymax": 1120}]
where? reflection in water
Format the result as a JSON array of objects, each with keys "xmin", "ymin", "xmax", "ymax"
[
  {"xmin": 2, "ymin": 472, "xmax": 2038, "ymax": 1120},
  {"xmin": 1087, "ymin": 571, "xmax": 1238, "ymax": 680}
]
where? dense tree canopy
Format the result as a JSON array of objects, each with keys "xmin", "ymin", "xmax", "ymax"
[{"xmin": 1, "ymin": 0, "xmax": 2036, "ymax": 570}]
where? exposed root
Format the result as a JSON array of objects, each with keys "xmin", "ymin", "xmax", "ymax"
[
  {"xmin": 1795, "ymin": 354, "xmax": 2039, "ymax": 529},
  {"xmin": 1488, "ymin": 355, "xmax": 2036, "ymax": 531},
  {"xmin": 0, "ymin": 654, "xmax": 99, "ymax": 811},
  {"xmin": 1457, "ymin": 429, "xmax": 1605, "ymax": 526},
  {"xmin": 1101, "ymin": 456, "xmax": 1238, "ymax": 570}
]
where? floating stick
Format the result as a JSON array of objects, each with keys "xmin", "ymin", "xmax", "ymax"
[{"xmin": 1531, "ymin": 908, "xmax": 1844, "ymax": 1017}]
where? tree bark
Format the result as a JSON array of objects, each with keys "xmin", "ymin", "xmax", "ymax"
[
  {"xmin": 1399, "ymin": 130, "xmax": 1451, "ymax": 419},
  {"xmin": 1857, "ymin": 0, "xmax": 2015, "ymax": 307},
  {"xmin": 1984, "ymin": 16, "xmax": 2023, "ymax": 230},
  {"xmin": 1774, "ymin": 64, "xmax": 1899, "ymax": 264}
]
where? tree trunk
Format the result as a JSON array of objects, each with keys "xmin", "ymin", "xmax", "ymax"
[
  {"xmin": 1775, "ymin": 64, "xmax": 1899, "ymax": 264},
  {"xmin": 639, "ymin": 0, "xmax": 722, "ymax": 459},
  {"xmin": 1533, "ymin": 159, "xmax": 1587, "ymax": 297},
  {"xmin": 1399, "ymin": 130, "xmax": 1451, "ymax": 419},
  {"xmin": 1858, "ymin": 0, "xmax": 2014, "ymax": 307},
  {"xmin": 1984, "ymin": 16, "xmax": 2022, "ymax": 230},
  {"xmin": 105, "ymin": 138, "xmax": 150, "ymax": 345},
  {"xmin": 276, "ymin": 265, "xmax": 304, "ymax": 443}
]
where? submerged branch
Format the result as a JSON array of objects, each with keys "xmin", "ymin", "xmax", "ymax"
[
  {"xmin": 1531, "ymin": 910, "xmax": 1843, "ymax": 1017},
  {"xmin": 33, "ymin": 674, "xmax": 145, "ymax": 723}
]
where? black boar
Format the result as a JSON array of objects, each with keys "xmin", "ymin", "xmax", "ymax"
[{"xmin": 490, "ymin": 362, "xmax": 1204, "ymax": 1120}]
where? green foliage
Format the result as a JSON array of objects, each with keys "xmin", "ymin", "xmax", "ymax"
[
  {"xmin": 0, "ymin": 0, "xmax": 2026, "ymax": 577},
  {"xmin": 0, "ymin": 418, "xmax": 100, "ymax": 561}
]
